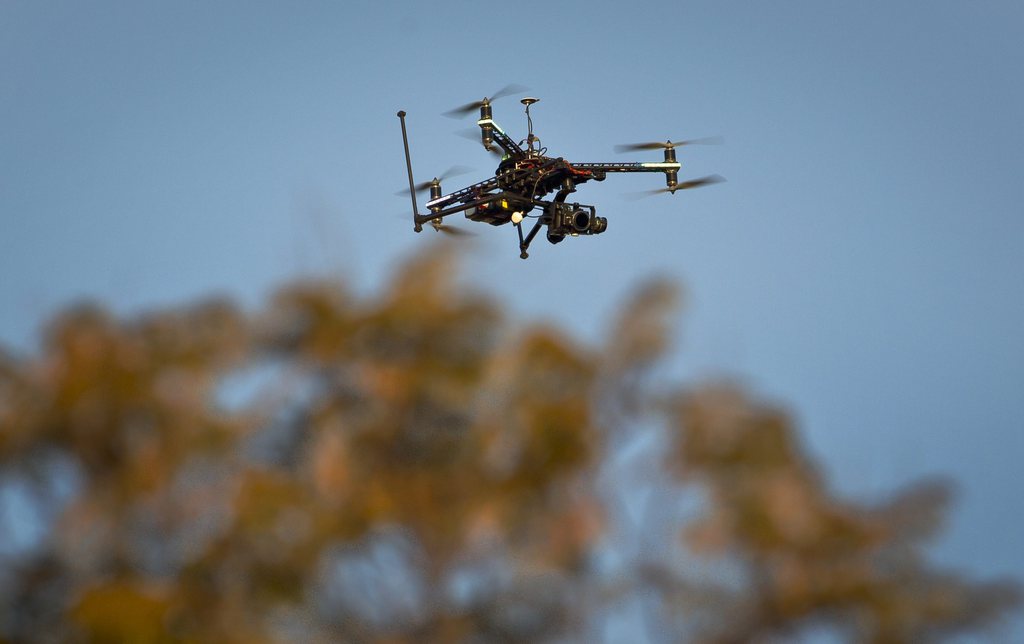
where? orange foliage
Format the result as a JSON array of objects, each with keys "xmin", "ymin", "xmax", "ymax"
[{"xmin": 0, "ymin": 244, "xmax": 1017, "ymax": 642}]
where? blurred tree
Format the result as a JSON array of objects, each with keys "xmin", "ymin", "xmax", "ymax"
[{"xmin": 0, "ymin": 243, "xmax": 1017, "ymax": 642}]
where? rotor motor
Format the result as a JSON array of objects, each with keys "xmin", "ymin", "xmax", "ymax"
[
  {"xmin": 479, "ymin": 101, "xmax": 494, "ymax": 150},
  {"xmin": 664, "ymin": 146, "xmax": 678, "ymax": 188}
]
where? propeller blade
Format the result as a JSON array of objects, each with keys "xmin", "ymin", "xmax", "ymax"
[
  {"xmin": 627, "ymin": 174, "xmax": 726, "ymax": 199},
  {"xmin": 455, "ymin": 128, "xmax": 508, "ymax": 159},
  {"xmin": 394, "ymin": 165, "xmax": 474, "ymax": 196},
  {"xmin": 442, "ymin": 84, "xmax": 529, "ymax": 118},
  {"xmin": 455, "ymin": 127, "xmax": 482, "ymax": 142},
  {"xmin": 673, "ymin": 174, "xmax": 726, "ymax": 191},
  {"xmin": 391, "ymin": 213, "xmax": 475, "ymax": 237},
  {"xmin": 614, "ymin": 136, "xmax": 723, "ymax": 153},
  {"xmin": 488, "ymin": 83, "xmax": 529, "ymax": 103},
  {"xmin": 433, "ymin": 222, "xmax": 476, "ymax": 237},
  {"xmin": 443, "ymin": 100, "xmax": 486, "ymax": 120},
  {"xmin": 434, "ymin": 164, "xmax": 474, "ymax": 183}
]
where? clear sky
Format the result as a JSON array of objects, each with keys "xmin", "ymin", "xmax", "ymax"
[{"xmin": 2, "ymin": 0, "xmax": 1022, "ymax": 607}]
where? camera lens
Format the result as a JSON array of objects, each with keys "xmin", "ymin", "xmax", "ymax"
[{"xmin": 571, "ymin": 209, "xmax": 590, "ymax": 232}]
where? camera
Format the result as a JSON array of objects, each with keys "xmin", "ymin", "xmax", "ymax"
[{"xmin": 546, "ymin": 202, "xmax": 607, "ymax": 243}]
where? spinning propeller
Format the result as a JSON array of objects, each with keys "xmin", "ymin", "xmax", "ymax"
[
  {"xmin": 455, "ymin": 128, "xmax": 507, "ymax": 158},
  {"xmin": 442, "ymin": 84, "xmax": 529, "ymax": 119},
  {"xmin": 394, "ymin": 165, "xmax": 473, "ymax": 196},
  {"xmin": 629, "ymin": 174, "xmax": 726, "ymax": 199},
  {"xmin": 614, "ymin": 136, "xmax": 723, "ymax": 153},
  {"xmin": 429, "ymin": 219, "xmax": 475, "ymax": 237}
]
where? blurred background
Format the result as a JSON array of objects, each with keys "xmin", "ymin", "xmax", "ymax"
[{"xmin": 1, "ymin": 1, "xmax": 1022, "ymax": 641}]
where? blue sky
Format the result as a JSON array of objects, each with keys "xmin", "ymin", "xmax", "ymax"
[{"xmin": 2, "ymin": 0, "xmax": 1022, "ymax": 606}]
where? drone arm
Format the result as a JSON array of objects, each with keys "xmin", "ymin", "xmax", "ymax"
[
  {"xmin": 425, "ymin": 177, "xmax": 500, "ymax": 210},
  {"xmin": 414, "ymin": 193, "xmax": 504, "ymax": 226},
  {"xmin": 573, "ymin": 160, "xmax": 682, "ymax": 188},
  {"xmin": 477, "ymin": 117, "xmax": 524, "ymax": 157},
  {"xmin": 572, "ymin": 161, "xmax": 681, "ymax": 174}
]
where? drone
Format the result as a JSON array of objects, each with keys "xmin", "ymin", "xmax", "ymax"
[{"xmin": 397, "ymin": 86, "xmax": 723, "ymax": 259}]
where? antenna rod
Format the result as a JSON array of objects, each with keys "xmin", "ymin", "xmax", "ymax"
[
  {"xmin": 396, "ymin": 110, "xmax": 422, "ymax": 231},
  {"xmin": 520, "ymin": 97, "xmax": 540, "ymax": 153}
]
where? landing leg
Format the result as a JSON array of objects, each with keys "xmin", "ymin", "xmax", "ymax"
[
  {"xmin": 516, "ymin": 222, "xmax": 528, "ymax": 259},
  {"xmin": 517, "ymin": 219, "xmax": 543, "ymax": 259}
]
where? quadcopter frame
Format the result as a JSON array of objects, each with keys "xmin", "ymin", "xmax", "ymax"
[{"xmin": 397, "ymin": 97, "xmax": 705, "ymax": 259}]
